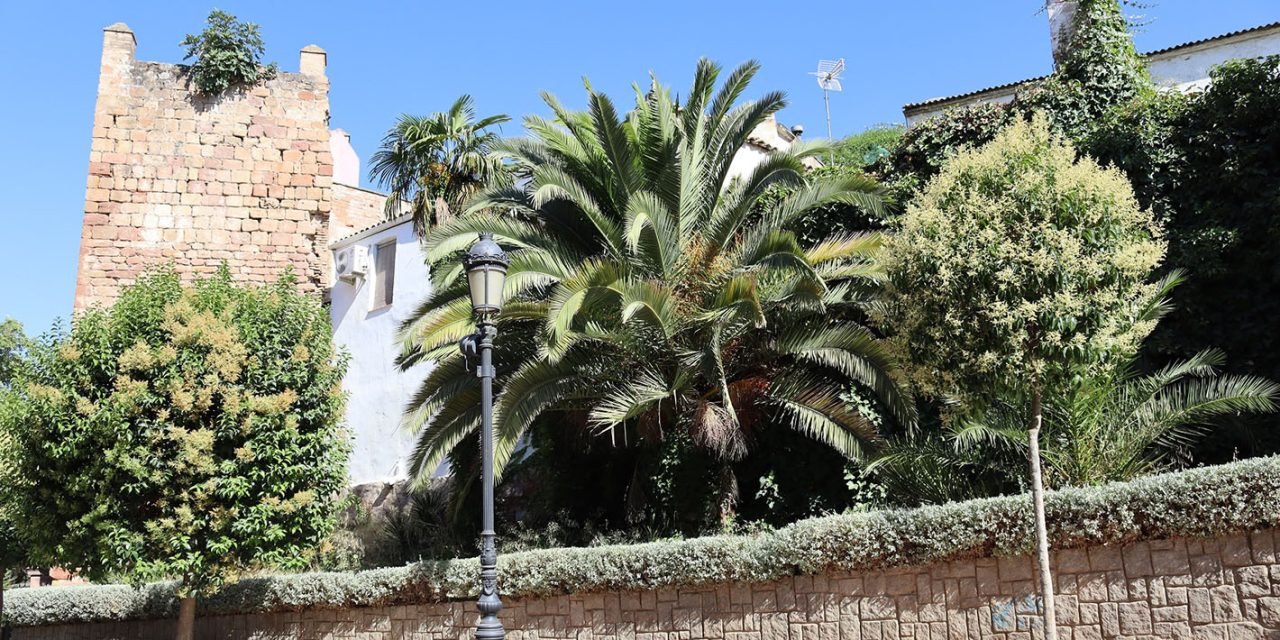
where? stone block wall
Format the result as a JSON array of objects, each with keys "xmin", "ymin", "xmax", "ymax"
[
  {"xmin": 15, "ymin": 528, "xmax": 1280, "ymax": 639},
  {"xmin": 73, "ymin": 23, "xmax": 383, "ymax": 310},
  {"xmin": 331, "ymin": 183, "xmax": 394, "ymax": 245}
]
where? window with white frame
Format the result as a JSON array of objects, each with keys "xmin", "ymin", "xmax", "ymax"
[{"xmin": 373, "ymin": 240, "xmax": 396, "ymax": 308}]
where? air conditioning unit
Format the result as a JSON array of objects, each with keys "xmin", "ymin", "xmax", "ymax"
[{"xmin": 334, "ymin": 245, "xmax": 369, "ymax": 283}]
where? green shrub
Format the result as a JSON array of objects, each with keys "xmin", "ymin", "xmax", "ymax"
[
  {"xmin": 870, "ymin": 102, "xmax": 1014, "ymax": 198},
  {"xmin": 8, "ymin": 456, "xmax": 1280, "ymax": 626},
  {"xmin": 1144, "ymin": 56, "xmax": 1280, "ymax": 458},
  {"xmin": 2, "ymin": 267, "xmax": 349, "ymax": 597},
  {"xmin": 832, "ymin": 124, "xmax": 905, "ymax": 168},
  {"xmin": 877, "ymin": 115, "xmax": 1164, "ymax": 405},
  {"xmin": 181, "ymin": 10, "xmax": 276, "ymax": 95}
]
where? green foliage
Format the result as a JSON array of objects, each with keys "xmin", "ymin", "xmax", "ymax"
[
  {"xmin": 400, "ymin": 59, "xmax": 910, "ymax": 532},
  {"xmin": 874, "ymin": 0, "xmax": 1149, "ymax": 193},
  {"xmin": 1, "ymin": 320, "xmax": 31, "ymax": 576},
  {"xmin": 1075, "ymin": 55, "xmax": 1280, "ymax": 459},
  {"xmin": 877, "ymin": 115, "xmax": 1165, "ymax": 406},
  {"xmin": 831, "ymin": 124, "xmax": 904, "ymax": 168},
  {"xmin": 1020, "ymin": 0, "xmax": 1151, "ymax": 138},
  {"xmin": 2, "ymin": 268, "xmax": 349, "ymax": 596},
  {"xmin": 1081, "ymin": 90, "xmax": 1189, "ymax": 224},
  {"xmin": 180, "ymin": 10, "xmax": 276, "ymax": 95},
  {"xmin": 0, "ymin": 319, "xmax": 29, "ymax": 385},
  {"xmin": 870, "ymin": 103, "xmax": 1015, "ymax": 198},
  {"xmin": 9, "ymin": 455, "xmax": 1280, "ymax": 626},
  {"xmin": 756, "ymin": 164, "xmax": 890, "ymax": 248},
  {"xmin": 872, "ymin": 341, "xmax": 1279, "ymax": 503},
  {"xmin": 368, "ymin": 96, "xmax": 512, "ymax": 235},
  {"xmin": 1144, "ymin": 57, "xmax": 1280, "ymax": 453}
]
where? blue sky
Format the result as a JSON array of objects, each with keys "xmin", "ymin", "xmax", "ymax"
[{"xmin": 0, "ymin": 1, "xmax": 1275, "ymax": 333}]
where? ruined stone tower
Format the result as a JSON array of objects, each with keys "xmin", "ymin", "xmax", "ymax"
[{"xmin": 74, "ymin": 23, "xmax": 383, "ymax": 310}]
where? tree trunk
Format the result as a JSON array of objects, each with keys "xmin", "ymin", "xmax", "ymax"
[
  {"xmin": 1028, "ymin": 388, "xmax": 1058, "ymax": 640},
  {"xmin": 175, "ymin": 595, "xmax": 196, "ymax": 640},
  {"xmin": 717, "ymin": 463, "xmax": 738, "ymax": 533},
  {"xmin": 433, "ymin": 197, "xmax": 452, "ymax": 225}
]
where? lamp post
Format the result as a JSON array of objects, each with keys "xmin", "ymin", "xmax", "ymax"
[{"xmin": 460, "ymin": 232, "xmax": 508, "ymax": 640}]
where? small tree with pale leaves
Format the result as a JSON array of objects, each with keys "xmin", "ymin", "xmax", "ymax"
[{"xmin": 875, "ymin": 114, "xmax": 1165, "ymax": 640}]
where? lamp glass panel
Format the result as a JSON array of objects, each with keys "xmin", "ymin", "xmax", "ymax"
[
  {"xmin": 484, "ymin": 268, "xmax": 506, "ymax": 310},
  {"xmin": 468, "ymin": 268, "xmax": 488, "ymax": 312}
]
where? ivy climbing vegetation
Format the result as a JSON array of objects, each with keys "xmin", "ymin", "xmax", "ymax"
[
  {"xmin": 181, "ymin": 10, "xmax": 276, "ymax": 95},
  {"xmin": 0, "ymin": 268, "xmax": 349, "ymax": 637},
  {"xmin": 1020, "ymin": 0, "xmax": 1152, "ymax": 138}
]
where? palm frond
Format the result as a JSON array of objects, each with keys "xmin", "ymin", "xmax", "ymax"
[{"xmin": 764, "ymin": 371, "xmax": 883, "ymax": 460}]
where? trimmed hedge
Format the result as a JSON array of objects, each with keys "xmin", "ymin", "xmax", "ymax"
[{"xmin": 9, "ymin": 456, "xmax": 1280, "ymax": 626}]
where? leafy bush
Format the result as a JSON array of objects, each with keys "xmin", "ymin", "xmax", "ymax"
[
  {"xmin": 1145, "ymin": 57, "xmax": 1280, "ymax": 455},
  {"xmin": 8, "ymin": 455, "xmax": 1280, "ymax": 626},
  {"xmin": 832, "ymin": 124, "xmax": 904, "ymax": 168},
  {"xmin": 1076, "ymin": 55, "xmax": 1280, "ymax": 460},
  {"xmin": 870, "ymin": 102, "xmax": 1014, "ymax": 197},
  {"xmin": 1081, "ymin": 90, "xmax": 1189, "ymax": 223},
  {"xmin": 873, "ymin": 3, "xmax": 1280, "ymax": 467},
  {"xmin": 0, "ymin": 319, "xmax": 28, "ymax": 385},
  {"xmin": 874, "ymin": 0, "xmax": 1148, "ymax": 194},
  {"xmin": 2, "ymin": 268, "xmax": 349, "ymax": 597},
  {"xmin": 181, "ymin": 10, "xmax": 276, "ymax": 95},
  {"xmin": 876, "ymin": 115, "xmax": 1165, "ymax": 404}
]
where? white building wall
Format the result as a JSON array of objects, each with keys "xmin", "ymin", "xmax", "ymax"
[
  {"xmin": 329, "ymin": 219, "xmax": 431, "ymax": 485},
  {"xmin": 726, "ymin": 142, "xmax": 773, "ymax": 182},
  {"xmin": 904, "ymin": 89, "xmax": 1019, "ymax": 127},
  {"xmin": 328, "ymin": 129, "xmax": 361, "ymax": 187},
  {"xmin": 1146, "ymin": 30, "xmax": 1280, "ymax": 90},
  {"xmin": 727, "ymin": 115, "xmax": 822, "ymax": 180}
]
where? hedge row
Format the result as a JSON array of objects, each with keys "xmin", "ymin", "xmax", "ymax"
[{"xmin": 9, "ymin": 456, "xmax": 1280, "ymax": 626}]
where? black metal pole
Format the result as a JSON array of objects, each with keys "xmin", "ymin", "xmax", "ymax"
[{"xmin": 474, "ymin": 321, "xmax": 504, "ymax": 640}]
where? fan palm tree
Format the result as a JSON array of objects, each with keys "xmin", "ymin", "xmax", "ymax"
[
  {"xmin": 368, "ymin": 95, "xmax": 510, "ymax": 235},
  {"xmin": 398, "ymin": 59, "xmax": 914, "ymax": 523},
  {"xmin": 950, "ymin": 349, "xmax": 1279, "ymax": 487},
  {"xmin": 870, "ymin": 272, "xmax": 1279, "ymax": 501}
]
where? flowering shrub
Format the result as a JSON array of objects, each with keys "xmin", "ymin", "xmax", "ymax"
[{"xmin": 2, "ymin": 268, "xmax": 349, "ymax": 598}]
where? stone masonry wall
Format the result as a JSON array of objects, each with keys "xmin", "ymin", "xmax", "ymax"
[
  {"xmin": 74, "ymin": 24, "xmax": 340, "ymax": 310},
  {"xmin": 331, "ymin": 183, "xmax": 392, "ymax": 245},
  {"xmin": 15, "ymin": 528, "xmax": 1280, "ymax": 639}
]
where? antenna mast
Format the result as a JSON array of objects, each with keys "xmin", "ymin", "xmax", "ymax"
[{"xmin": 809, "ymin": 58, "xmax": 845, "ymax": 142}]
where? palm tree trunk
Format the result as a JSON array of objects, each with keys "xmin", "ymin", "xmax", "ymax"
[
  {"xmin": 175, "ymin": 595, "xmax": 196, "ymax": 640},
  {"xmin": 1028, "ymin": 388, "xmax": 1058, "ymax": 640},
  {"xmin": 717, "ymin": 463, "xmax": 738, "ymax": 533}
]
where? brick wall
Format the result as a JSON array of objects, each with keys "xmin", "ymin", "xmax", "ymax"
[
  {"xmin": 331, "ymin": 183, "xmax": 392, "ymax": 245},
  {"xmin": 74, "ymin": 23, "xmax": 360, "ymax": 310},
  {"xmin": 15, "ymin": 528, "xmax": 1280, "ymax": 639}
]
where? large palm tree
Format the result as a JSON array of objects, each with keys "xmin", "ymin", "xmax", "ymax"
[
  {"xmin": 368, "ymin": 95, "xmax": 510, "ymax": 235},
  {"xmin": 398, "ymin": 60, "xmax": 914, "ymax": 521}
]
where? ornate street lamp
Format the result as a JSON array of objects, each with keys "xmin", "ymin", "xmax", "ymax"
[{"xmin": 459, "ymin": 232, "xmax": 508, "ymax": 640}]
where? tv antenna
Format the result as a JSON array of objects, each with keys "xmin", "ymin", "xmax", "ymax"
[{"xmin": 809, "ymin": 58, "xmax": 845, "ymax": 140}]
